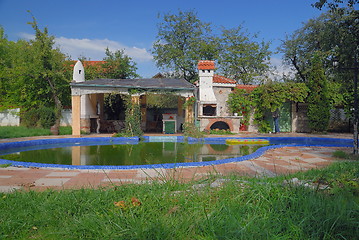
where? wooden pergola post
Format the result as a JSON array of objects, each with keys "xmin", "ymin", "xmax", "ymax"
[{"xmin": 71, "ymin": 95, "xmax": 81, "ymax": 136}]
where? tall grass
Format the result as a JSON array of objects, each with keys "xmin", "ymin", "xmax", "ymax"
[
  {"xmin": 0, "ymin": 161, "xmax": 358, "ymax": 239},
  {"xmin": 0, "ymin": 126, "xmax": 72, "ymax": 138}
]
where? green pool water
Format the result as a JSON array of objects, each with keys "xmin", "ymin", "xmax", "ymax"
[{"xmin": 1, "ymin": 142, "xmax": 263, "ymax": 166}]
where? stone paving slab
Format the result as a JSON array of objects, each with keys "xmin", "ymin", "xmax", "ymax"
[{"xmin": 0, "ymin": 146, "xmax": 350, "ymax": 192}]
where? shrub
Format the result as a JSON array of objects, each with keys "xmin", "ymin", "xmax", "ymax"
[
  {"xmin": 22, "ymin": 106, "xmax": 56, "ymax": 129},
  {"xmin": 183, "ymin": 122, "xmax": 204, "ymax": 138}
]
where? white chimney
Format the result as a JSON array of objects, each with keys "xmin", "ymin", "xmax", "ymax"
[
  {"xmin": 198, "ymin": 60, "xmax": 217, "ymax": 103},
  {"xmin": 73, "ymin": 60, "xmax": 85, "ymax": 82}
]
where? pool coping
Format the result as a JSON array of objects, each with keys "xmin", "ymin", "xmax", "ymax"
[{"xmin": 0, "ymin": 136, "xmax": 353, "ymax": 170}]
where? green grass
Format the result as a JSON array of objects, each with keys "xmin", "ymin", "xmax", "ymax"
[
  {"xmin": 0, "ymin": 126, "xmax": 72, "ymax": 138},
  {"xmin": 0, "ymin": 160, "xmax": 358, "ymax": 239}
]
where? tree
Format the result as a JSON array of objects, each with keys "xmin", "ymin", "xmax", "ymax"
[
  {"xmin": 217, "ymin": 26, "xmax": 272, "ymax": 84},
  {"xmin": 26, "ymin": 14, "xmax": 70, "ymax": 132},
  {"xmin": 279, "ymin": 9, "xmax": 358, "ymax": 108},
  {"xmin": 102, "ymin": 48, "xmax": 139, "ymax": 79},
  {"xmin": 307, "ymin": 53, "xmax": 331, "ymax": 132},
  {"xmin": 0, "ymin": 27, "xmax": 15, "ymax": 109},
  {"xmin": 152, "ymin": 10, "xmax": 273, "ymax": 84},
  {"xmin": 312, "ymin": 0, "xmax": 358, "ymax": 10},
  {"xmin": 152, "ymin": 10, "xmax": 218, "ymax": 83},
  {"xmin": 0, "ymin": 15, "xmax": 71, "ymax": 130}
]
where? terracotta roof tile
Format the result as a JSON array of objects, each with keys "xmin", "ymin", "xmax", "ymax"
[
  {"xmin": 236, "ymin": 84, "xmax": 258, "ymax": 91},
  {"xmin": 213, "ymin": 75, "xmax": 236, "ymax": 84},
  {"xmin": 83, "ymin": 61, "xmax": 106, "ymax": 67},
  {"xmin": 69, "ymin": 60, "xmax": 106, "ymax": 68},
  {"xmin": 198, "ymin": 60, "xmax": 215, "ymax": 70}
]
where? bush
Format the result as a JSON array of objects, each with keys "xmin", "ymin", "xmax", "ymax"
[
  {"xmin": 183, "ymin": 122, "xmax": 204, "ymax": 138},
  {"xmin": 22, "ymin": 107, "xmax": 56, "ymax": 129}
]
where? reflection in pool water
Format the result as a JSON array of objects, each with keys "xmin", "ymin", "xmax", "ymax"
[
  {"xmin": 0, "ymin": 137, "xmax": 353, "ymax": 169},
  {"xmin": 0, "ymin": 142, "xmax": 263, "ymax": 166}
]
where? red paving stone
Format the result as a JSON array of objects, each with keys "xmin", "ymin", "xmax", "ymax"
[{"xmin": 0, "ymin": 134, "xmax": 353, "ymax": 192}]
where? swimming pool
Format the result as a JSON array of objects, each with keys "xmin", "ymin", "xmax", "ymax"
[{"xmin": 0, "ymin": 136, "xmax": 353, "ymax": 169}]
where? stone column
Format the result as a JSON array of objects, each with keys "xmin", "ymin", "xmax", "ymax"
[{"xmin": 72, "ymin": 95, "xmax": 81, "ymax": 136}]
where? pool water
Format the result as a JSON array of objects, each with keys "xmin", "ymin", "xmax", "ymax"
[{"xmin": 0, "ymin": 141, "xmax": 263, "ymax": 166}]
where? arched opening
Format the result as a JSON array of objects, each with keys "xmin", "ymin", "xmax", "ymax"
[{"xmin": 210, "ymin": 121, "xmax": 230, "ymax": 131}]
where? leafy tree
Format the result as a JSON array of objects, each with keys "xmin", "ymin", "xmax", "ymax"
[
  {"xmin": 25, "ymin": 14, "xmax": 70, "ymax": 131},
  {"xmin": 76, "ymin": 49, "xmax": 139, "ymax": 80},
  {"xmin": 279, "ymin": 9, "xmax": 358, "ymax": 109},
  {"xmin": 152, "ymin": 10, "xmax": 217, "ymax": 83},
  {"xmin": 0, "ymin": 15, "xmax": 71, "ymax": 131},
  {"xmin": 0, "ymin": 27, "xmax": 15, "ymax": 109},
  {"xmin": 102, "ymin": 48, "xmax": 139, "ymax": 79},
  {"xmin": 152, "ymin": 10, "xmax": 273, "ymax": 84},
  {"xmin": 307, "ymin": 53, "xmax": 331, "ymax": 132},
  {"xmin": 217, "ymin": 26, "xmax": 272, "ymax": 84},
  {"xmin": 312, "ymin": 0, "xmax": 358, "ymax": 10}
]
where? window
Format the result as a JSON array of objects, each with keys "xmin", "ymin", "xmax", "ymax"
[{"xmin": 203, "ymin": 105, "xmax": 216, "ymax": 116}]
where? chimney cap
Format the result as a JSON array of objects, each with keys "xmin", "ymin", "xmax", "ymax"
[{"xmin": 198, "ymin": 60, "xmax": 215, "ymax": 70}]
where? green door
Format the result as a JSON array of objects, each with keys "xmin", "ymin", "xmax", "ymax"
[
  {"xmin": 164, "ymin": 121, "xmax": 175, "ymax": 134},
  {"xmin": 266, "ymin": 102, "xmax": 292, "ymax": 132},
  {"xmin": 279, "ymin": 102, "xmax": 292, "ymax": 132}
]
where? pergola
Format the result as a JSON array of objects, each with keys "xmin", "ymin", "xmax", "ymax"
[{"xmin": 70, "ymin": 78, "xmax": 196, "ymax": 135}]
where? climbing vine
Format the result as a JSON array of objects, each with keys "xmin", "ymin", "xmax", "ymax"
[
  {"xmin": 114, "ymin": 94, "xmax": 143, "ymax": 137},
  {"xmin": 227, "ymin": 88, "xmax": 252, "ymax": 126},
  {"xmin": 227, "ymin": 82, "xmax": 309, "ymax": 132},
  {"xmin": 183, "ymin": 96, "xmax": 196, "ymax": 108}
]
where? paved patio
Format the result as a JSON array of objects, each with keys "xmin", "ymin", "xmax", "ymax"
[{"xmin": 0, "ymin": 133, "xmax": 353, "ymax": 192}]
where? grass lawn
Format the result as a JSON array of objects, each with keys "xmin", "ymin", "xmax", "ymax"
[
  {"xmin": 0, "ymin": 126, "xmax": 72, "ymax": 138},
  {"xmin": 0, "ymin": 160, "xmax": 358, "ymax": 239}
]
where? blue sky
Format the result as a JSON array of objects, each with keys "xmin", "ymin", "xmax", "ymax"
[{"xmin": 0, "ymin": 0, "xmax": 322, "ymax": 78}]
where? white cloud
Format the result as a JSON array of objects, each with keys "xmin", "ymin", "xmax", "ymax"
[
  {"xmin": 19, "ymin": 32, "xmax": 153, "ymax": 63},
  {"xmin": 55, "ymin": 37, "xmax": 153, "ymax": 63},
  {"xmin": 18, "ymin": 32, "xmax": 35, "ymax": 40},
  {"xmin": 269, "ymin": 57, "xmax": 295, "ymax": 80}
]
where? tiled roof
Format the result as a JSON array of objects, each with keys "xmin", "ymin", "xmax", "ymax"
[
  {"xmin": 213, "ymin": 75, "xmax": 236, "ymax": 84},
  {"xmin": 83, "ymin": 61, "xmax": 106, "ymax": 67},
  {"xmin": 236, "ymin": 84, "xmax": 258, "ymax": 91},
  {"xmin": 69, "ymin": 60, "xmax": 105, "ymax": 68},
  {"xmin": 198, "ymin": 60, "xmax": 215, "ymax": 70},
  {"xmin": 71, "ymin": 78, "xmax": 195, "ymax": 90}
]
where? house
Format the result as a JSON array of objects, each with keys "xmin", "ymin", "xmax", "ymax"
[{"xmin": 68, "ymin": 60, "xmax": 319, "ymax": 135}]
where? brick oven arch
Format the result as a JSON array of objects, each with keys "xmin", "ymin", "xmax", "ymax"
[{"xmin": 205, "ymin": 118, "xmax": 234, "ymax": 132}]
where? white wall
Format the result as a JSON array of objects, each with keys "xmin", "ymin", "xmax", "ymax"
[
  {"xmin": 60, "ymin": 109, "xmax": 72, "ymax": 126},
  {"xmin": 0, "ymin": 108, "xmax": 72, "ymax": 127},
  {"xmin": 0, "ymin": 108, "xmax": 20, "ymax": 126}
]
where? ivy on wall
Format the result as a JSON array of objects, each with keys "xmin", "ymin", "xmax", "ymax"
[{"xmin": 227, "ymin": 82, "xmax": 309, "ymax": 132}]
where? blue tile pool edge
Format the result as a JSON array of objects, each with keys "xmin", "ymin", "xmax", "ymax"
[{"xmin": 0, "ymin": 136, "xmax": 353, "ymax": 170}]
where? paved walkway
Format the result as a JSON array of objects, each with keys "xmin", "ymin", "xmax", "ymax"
[{"xmin": 0, "ymin": 133, "xmax": 353, "ymax": 192}]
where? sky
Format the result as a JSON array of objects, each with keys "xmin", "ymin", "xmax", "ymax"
[{"xmin": 0, "ymin": 0, "xmax": 323, "ymax": 78}]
